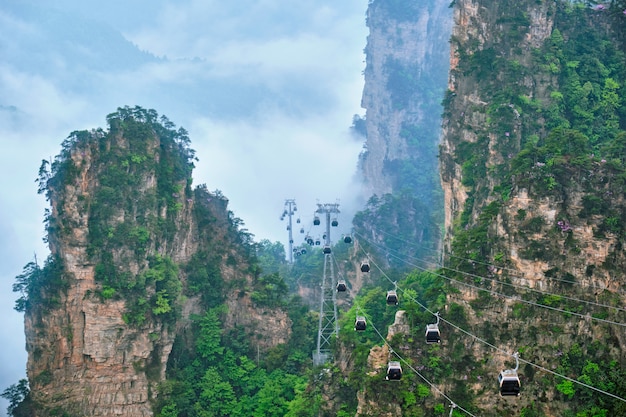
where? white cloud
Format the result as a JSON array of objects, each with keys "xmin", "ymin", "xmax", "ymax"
[
  {"xmin": 0, "ymin": 67, "xmax": 99, "ymax": 132},
  {"xmin": 189, "ymin": 103, "xmax": 365, "ymax": 246}
]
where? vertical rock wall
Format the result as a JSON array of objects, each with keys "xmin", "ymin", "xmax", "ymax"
[
  {"xmin": 439, "ymin": 0, "xmax": 626, "ymax": 414},
  {"xmin": 359, "ymin": 0, "xmax": 452, "ymax": 199},
  {"xmin": 23, "ymin": 113, "xmax": 291, "ymax": 416}
]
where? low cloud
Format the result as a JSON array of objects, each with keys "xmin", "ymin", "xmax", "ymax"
[{"xmin": 190, "ymin": 104, "xmax": 365, "ymax": 245}]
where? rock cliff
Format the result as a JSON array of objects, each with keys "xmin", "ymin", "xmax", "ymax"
[
  {"xmin": 343, "ymin": 0, "xmax": 626, "ymax": 415},
  {"xmin": 439, "ymin": 0, "xmax": 626, "ymax": 414},
  {"xmin": 20, "ymin": 107, "xmax": 290, "ymax": 416},
  {"xmin": 353, "ymin": 0, "xmax": 453, "ymax": 273},
  {"xmin": 359, "ymin": 0, "xmax": 452, "ymax": 202}
]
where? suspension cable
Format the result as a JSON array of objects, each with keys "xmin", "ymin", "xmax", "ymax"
[
  {"xmin": 365, "ymin": 310, "xmax": 478, "ymax": 417},
  {"xmin": 356, "ymin": 232, "xmax": 626, "ymax": 328},
  {"xmin": 357, "ymin": 246, "xmax": 626, "ymax": 404}
]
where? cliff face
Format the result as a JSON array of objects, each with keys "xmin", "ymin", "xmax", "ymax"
[
  {"xmin": 443, "ymin": 0, "xmax": 626, "ymax": 296},
  {"xmin": 441, "ymin": 0, "xmax": 556, "ymax": 248},
  {"xmin": 352, "ymin": 0, "xmax": 453, "ymax": 271},
  {"xmin": 439, "ymin": 0, "xmax": 626, "ymax": 414},
  {"xmin": 342, "ymin": 0, "xmax": 626, "ymax": 415},
  {"xmin": 23, "ymin": 107, "xmax": 290, "ymax": 416},
  {"xmin": 359, "ymin": 0, "xmax": 452, "ymax": 202}
]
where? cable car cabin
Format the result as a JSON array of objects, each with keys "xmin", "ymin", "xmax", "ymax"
[
  {"xmin": 296, "ymin": 218, "xmax": 301, "ymax": 223},
  {"xmin": 323, "ymin": 245, "xmax": 332, "ymax": 254},
  {"xmin": 354, "ymin": 316, "xmax": 367, "ymax": 331},
  {"xmin": 360, "ymin": 261, "xmax": 370, "ymax": 273},
  {"xmin": 386, "ymin": 290, "xmax": 398, "ymax": 305},
  {"xmin": 386, "ymin": 361, "xmax": 402, "ymax": 380},
  {"xmin": 300, "ymin": 248, "xmax": 307, "ymax": 255},
  {"xmin": 313, "ymin": 216, "xmax": 321, "ymax": 225},
  {"xmin": 343, "ymin": 235, "xmax": 352, "ymax": 244},
  {"xmin": 336, "ymin": 280, "xmax": 347, "ymax": 292},
  {"xmin": 300, "ymin": 228, "xmax": 304, "ymax": 233},
  {"xmin": 425, "ymin": 324, "xmax": 441, "ymax": 344},
  {"xmin": 315, "ymin": 239, "xmax": 321, "ymax": 246},
  {"xmin": 498, "ymin": 370, "xmax": 521, "ymax": 396},
  {"xmin": 331, "ymin": 218, "xmax": 338, "ymax": 227}
]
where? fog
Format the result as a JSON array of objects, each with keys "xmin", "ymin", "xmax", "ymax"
[{"xmin": 0, "ymin": 0, "xmax": 367, "ymax": 413}]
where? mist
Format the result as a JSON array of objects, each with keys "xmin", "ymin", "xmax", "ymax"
[{"xmin": 0, "ymin": 1, "xmax": 367, "ymax": 413}]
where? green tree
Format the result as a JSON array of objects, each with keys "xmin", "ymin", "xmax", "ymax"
[
  {"xmin": 195, "ymin": 368, "xmax": 236, "ymax": 416},
  {"xmin": 556, "ymin": 379, "xmax": 575, "ymax": 399},
  {"xmin": 252, "ymin": 371, "xmax": 303, "ymax": 417},
  {"xmin": 196, "ymin": 309, "xmax": 224, "ymax": 362},
  {"xmin": 255, "ymin": 239, "xmax": 287, "ymax": 275},
  {"xmin": 1, "ymin": 379, "xmax": 30, "ymax": 416},
  {"xmin": 250, "ymin": 272, "xmax": 288, "ymax": 307}
]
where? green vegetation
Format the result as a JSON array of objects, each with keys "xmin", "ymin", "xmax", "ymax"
[
  {"xmin": 13, "ymin": 256, "xmax": 67, "ymax": 314},
  {"xmin": 353, "ymin": 191, "xmax": 442, "ymax": 271},
  {"xmin": 447, "ymin": 0, "xmax": 626, "ymax": 263},
  {"xmin": 1, "ymin": 380, "xmax": 31, "ymax": 417},
  {"xmin": 31, "ymin": 106, "xmax": 197, "ymax": 326},
  {"xmin": 295, "ymin": 270, "xmax": 450, "ymax": 416},
  {"xmin": 439, "ymin": 1, "xmax": 626, "ymax": 415},
  {"xmin": 154, "ymin": 301, "xmax": 314, "ymax": 417}
]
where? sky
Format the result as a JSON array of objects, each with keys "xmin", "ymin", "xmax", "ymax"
[{"xmin": 0, "ymin": 0, "xmax": 368, "ymax": 413}]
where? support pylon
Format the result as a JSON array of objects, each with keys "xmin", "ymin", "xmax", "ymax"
[
  {"xmin": 280, "ymin": 199, "xmax": 297, "ymax": 263},
  {"xmin": 313, "ymin": 202, "xmax": 340, "ymax": 365}
]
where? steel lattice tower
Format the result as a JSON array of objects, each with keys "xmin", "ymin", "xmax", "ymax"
[
  {"xmin": 280, "ymin": 199, "xmax": 297, "ymax": 263},
  {"xmin": 313, "ymin": 202, "xmax": 340, "ymax": 365}
]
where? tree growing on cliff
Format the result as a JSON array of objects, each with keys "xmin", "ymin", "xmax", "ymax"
[{"xmin": 1, "ymin": 379, "xmax": 31, "ymax": 417}]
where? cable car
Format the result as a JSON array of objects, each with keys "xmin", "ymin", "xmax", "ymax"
[
  {"xmin": 300, "ymin": 248, "xmax": 307, "ymax": 255},
  {"xmin": 499, "ymin": 353, "xmax": 521, "ymax": 396},
  {"xmin": 296, "ymin": 218, "xmax": 301, "ymax": 223},
  {"xmin": 313, "ymin": 216, "xmax": 321, "ymax": 226},
  {"xmin": 499, "ymin": 370, "xmax": 521, "ymax": 396},
  {"xmin": 300, "ymin": 228, "xmax": 304, "ymax": 233},
  {"xmin": 425, "ymin": 324, "xmax": 441, "ymax": 344},
  {"xmin": 360, "ymin": 261, "xmax": 370, "ymax": 273},
  {"xmin": 386, "ymin": 361, "xmax": 402, "ymax": 380},
  {"xmin": 354, "ymin": 316, "xmax": 367, "ymax": 331},
  {"xmin": 343, "ymin": 235, "xmax": 352, "ymax": 244},
  {"xmin": 315, "ymin": 239, "xmax": 321, "ymax": 246},
  {"xmin": 386, "ymin": 290, "xmax": 398, "ymax": 305},
  {"xmin": 336, "ymin": 279, "xmax": 347, "ymax": 292},
  {"xmin": 425, "ymin": 312, "xmax": 441, "ymax": 344},
  {"xmin": 331, "ymin": 218, "xmax": 338, "ymax": 227},
  {"xmin": 323, "ymin": 245, "xmax": 331, "ymax": 254}
]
